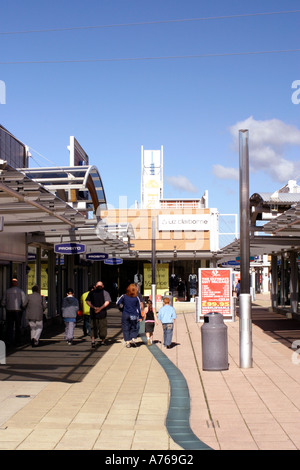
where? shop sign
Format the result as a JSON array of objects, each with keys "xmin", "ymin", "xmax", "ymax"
[
  {"xmin": 54, "ymin": 243, "xmax": 86, "ymax": 255},
  {"xmin": 86, "ymin": 252, "xmax": 109, "ymax": 261},
  {"xmin": 104, "ymin": 257, "xmax": 123, "ymax": 265},
  {"xmin": 223, "ymin": 260, "xmax": 239, "ymax": 266},
  {"xmin": 158, "ymin": 214, "xmax": 211, "ymax": 231},
  {"xmin": 197, "ymin": 268, "xmax": 233, "ymax": 320},
  {"xmin": 143, "ymin": 263, "xmax": 169, "ymax": 296}
]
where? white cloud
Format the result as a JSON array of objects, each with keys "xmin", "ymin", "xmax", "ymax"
[
  {"xmin": 212, "ymin": 164, "xmax": 239, "ymax": 180},
  {"xmin": 166, "ymin": 175, "xmax": 198, "ymax": 193},
  {"xmin": 228, "ymin": 116, "xmax": 300, "ymax": 182}
]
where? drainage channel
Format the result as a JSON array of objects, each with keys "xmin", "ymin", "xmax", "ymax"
[{"xmin": 140, "ymin": 333, "xmax": 212, "ymax": 451}]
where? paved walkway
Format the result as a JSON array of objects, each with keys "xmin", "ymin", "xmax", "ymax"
[{"xmin": 0, "ymin": 294, "xmax": 300, "ymax": 450}]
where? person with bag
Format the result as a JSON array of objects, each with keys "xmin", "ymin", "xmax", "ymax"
[
  {"xmin": 62, "ymin": 288, "xmax": 79, "ymax": 345},
  {"xmin": 158, "ymin": 297, "xmax": 177, "ymax": 349},
  {"xmin": 80, "ymin": 285, "xmax": 94, "ymax": 336},
  {"xmin": 26, "ymin": 285, "xmax": 47, "ymax": 347},
  {"xmin": 144, "ymin": 300, "xmax": 158, "ymax": 346},
  {"xmin": 117, "ymin": 284, "xmax": 142, "ymax": 348}
]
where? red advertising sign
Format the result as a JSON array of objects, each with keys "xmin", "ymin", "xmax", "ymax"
[{"xmin": 198, "ymin": 268, "xmax": 233, "ymax": 319}]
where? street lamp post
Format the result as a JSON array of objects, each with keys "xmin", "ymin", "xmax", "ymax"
[
  {"xmin": 239, "ymin": 129, "xmax": 253, "ymax": 369},
  {"xmin": 151, "ymin": 217, "xmax": 156, "ymax": 311}
]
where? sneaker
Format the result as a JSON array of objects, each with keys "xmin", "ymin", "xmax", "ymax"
[
  {"xmin": 126, "ymin": 342, "xmax": 131, "ymax": 348},
  {"xmin": 67, "ymin": 340, "xmax": 72, "ymax": 345}
]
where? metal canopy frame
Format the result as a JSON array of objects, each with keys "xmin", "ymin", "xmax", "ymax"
[
  {"xmin": 18, "ymin": 165, "xmax": 107, "ymax": 215},
  {"xmin": 220, "ymin": 191, "xmax": 300, "ymax": 263},
  {"xmin": 0, "ymin": 162, "xmax": 84, "ymax": 232},
  {"xmin": 0, "ymin": 162, "xmax": 130, "ymax": 253}
]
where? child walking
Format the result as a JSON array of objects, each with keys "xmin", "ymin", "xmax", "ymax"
[
  {"xmin": 144, "ymin": 300, "xmax": 158, "ymax": 346},
  {"xmin": 62, "ymin": 288, "xmax": 79, "ymax": 345}
]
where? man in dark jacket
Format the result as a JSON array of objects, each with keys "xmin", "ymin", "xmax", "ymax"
[
  {"xmin": 1, "ymin": 278, "xmax": 27, "ymax": 346},
  {"xmin": 86, "ymin": 281, "xmax": 111, "ymax": 348}
]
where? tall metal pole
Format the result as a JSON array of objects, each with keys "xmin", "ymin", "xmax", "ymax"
[
  {"xmin": 151, "ymin": 217, "xmax": 156, "ymax": 311},
  {"xmin": 239, "ymin": 130, "xmax": 253, "ymax": 368}
]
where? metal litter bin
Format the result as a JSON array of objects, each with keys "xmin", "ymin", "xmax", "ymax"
[
  {"xmin": 201, "ymin": 312, "xmax": 228, "ymax": 371},
  {"xmin": 163, "ymin": 291, "xmax": 173, "ymax": 306}
]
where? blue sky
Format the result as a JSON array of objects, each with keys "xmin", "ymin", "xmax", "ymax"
[{"xmin": 0, "ymin": 0, "xmax": 300, "ymax": 221}]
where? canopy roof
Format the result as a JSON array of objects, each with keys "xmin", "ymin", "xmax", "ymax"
[
  {"xmin": 0, "ymin": 161, "xmax": 129, "ymax": 253},
  {"xmin": 19, "ymin": 165, "xmax": 106, "ymax": 215},
  {"xmin": 220, "ymin": 189, "xmax": 300, "ymax": 262}
]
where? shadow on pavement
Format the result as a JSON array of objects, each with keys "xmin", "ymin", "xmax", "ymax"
[{"xmin": 0, "ymin": 307, "xmax": 123, "ymax": 383}]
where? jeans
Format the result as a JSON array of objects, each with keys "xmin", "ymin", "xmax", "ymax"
[
  {"xmin": 83, "ymin": 315, "xmax": 91, "ymax": 336},
  {"xmin": 162, "ymin": 323, "xmax": 174, "ymax": 346},
  {"xmin": 122, "ymin": 313, "xmax": 139, "ymax": 342}
]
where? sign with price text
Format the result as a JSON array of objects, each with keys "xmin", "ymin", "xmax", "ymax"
[{"xmin": 198, "ymin": 268, "xmax": 233, "ymax": 320}]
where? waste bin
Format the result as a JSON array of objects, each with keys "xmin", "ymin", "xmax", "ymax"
[
  {"xmin": 163, "ymin": 291, "xmax": 173, "ymax": 306},
  {"xmin": 201, "ymin": 312, "xmax": 228, "ymax": 371}
]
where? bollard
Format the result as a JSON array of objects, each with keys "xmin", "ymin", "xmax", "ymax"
[
  {"xmin": 0, "ymin": 340, "xmax": 6, "ymax": 365},
  {"xmin": 201, "ymin": 312, "xmax": 228, "ymax": 371}
]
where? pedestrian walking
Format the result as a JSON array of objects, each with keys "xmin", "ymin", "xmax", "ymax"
[
  {"xmin": 144, "ymin": 300, "xmax": 158, "ymax": 346},
  {"xmin": 135, "ymin": 282, "xmax": 145, "ymax": 334},
  {"xmin": 158, "ymin": 297, "xmax": 177, "ymax": 349},
  {"xmin": 117, "ymin": 283, "xmax": 142, "ymax": 348},
  {"xmin": 80, "ymin": 285, "xmax": 94, "ymax": 336},
  {"xmin": 26, "ymin": 285, "xmax": 47, "ymax": 347},
  {"xmin": 86, "ymin": 281, "xmax": 111, "ymax": 348},
  {"xmin": 62, "ymin": 288, "xmax": 79, "ymax": 345},
  {"xmin": 235, "ymin": 280, "xmax": 241, "ymax": 299},
  {"xmin": 1, "ymin": 278, "xmax": 27, "ymax": 346}
]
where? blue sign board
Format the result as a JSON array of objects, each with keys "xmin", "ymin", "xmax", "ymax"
[
  {"xmin": 86, "ymin": 252, "xmax": 109, "ymax": 261},
  {"xmin": 54, "ymin": 243, "xmax": 86, "ymax": 255},
  {"xmin": 104, "ymin": 257, "xmax": 123, "ymax": 265}
]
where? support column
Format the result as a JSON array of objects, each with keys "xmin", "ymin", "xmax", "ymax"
[
  {"xmin": 151, "ymin": 218, "xmax": 156, "ymax": 311},
  {"xmin": 239, "ymin": 129, "xmax": 252, "ymax": 369},
  {"xmin": 280, "ymin": 254, "xmax": 285, "ymax": 307},
  {"xmin": 271, "ymin": 255, "xmax": 278, "ymax": 310},
  {"xmin": 290, "ymin": 251, "xmax": 298, "ymax": 315},
  {"xmin": 47, "ymin": 250, "xmax": 56, "ymax": 318},
  {"xmin": 36, "ymin": 247, "xmax": 41, "ymax": 289},
  {"xmin": 67, "ymin": 255, "xmax": 75, "ymax": 291},
  {"xmin": 57, "ymin": 255, "xmax": 62, "ymax": 317}
]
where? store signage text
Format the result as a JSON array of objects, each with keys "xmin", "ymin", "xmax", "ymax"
[
  {"xmin": 197, "ymin": 268, "xmax": 233, "ymax": 320},
  {"xmin": 158, "ymin": 214, "xmax": 211, "ymax": 231},
  {"xmin": 86, "ymin": 252, "xmax": 109, "ymax": 260},
  {"xmin": 104, "ymin": 257, "xmax": 123, "ymax": 265},
  {"xmin": 54, "ymin": 243, "xmax": 86, "ymax": 255}
]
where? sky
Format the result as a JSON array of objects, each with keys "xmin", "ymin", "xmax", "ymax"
[{"xmin": 0, "ymin": 0, "xmax": 300, "ymax": 227}]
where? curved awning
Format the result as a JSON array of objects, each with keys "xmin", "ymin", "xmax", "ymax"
[{"xmin": 18, "ymin": 165, "xmax": 107, "ymax": 215}]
